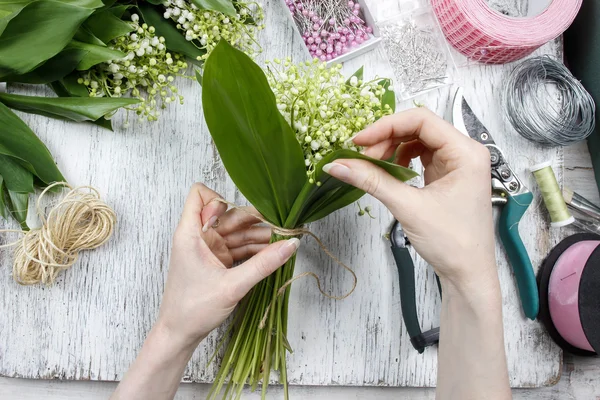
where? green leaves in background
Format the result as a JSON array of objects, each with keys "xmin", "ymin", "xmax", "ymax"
[
  {"xmin": 202, "ymin": 41, "xmax": 306, "ymax": 226},
  {"xmin": 0, "ymin": 0, "xmax": 104, "ymax": 79},
  {"xmin": 0, "ymin": 103, "xmax": 66, "ymax": 228},
  {"xmin": 82, "ymin": 9, "xmax": 134, "ymax": 44},
  {"xmin": 0, "ymin": 93, "xmax": 139, "ymax": 122},
  {"xmin": 67, "ymin": 40, "xmax": 126, "ymax": 71},
  {"xmin": 138, "ymin": 3, "xmax": 206, "ymax": 63},
  {"xmin": 201, "ymin": 41, "xmax": 417, "ymax": 229},
  {"xmin": 191, "ymin": 0, "xmax": 236, "ymax": 16}
]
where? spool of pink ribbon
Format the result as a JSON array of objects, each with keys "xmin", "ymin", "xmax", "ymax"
[{"xmin": 431, "ymin": 0, "xmax": 582, "ymax": 64}]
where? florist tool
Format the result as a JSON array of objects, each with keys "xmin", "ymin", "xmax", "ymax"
[
  {"xmin": 563, "ymin": 188, "xmax": 600, "ymax": 222},
  {"xmin": 504, "ymin": 57, "xmax": 596, "ymax": 147},
  {"xmin": 538, "ymin": 233, "xmax": 600, "ymax": 356},
  {"xmin": 431, "ymin": 0, "xmax": 581, "ymax": 64},
  {"xmin": 452, "ymin": 87, "xmax": 538, "ymax": 319},
  {"xmin": 389, "ymin": 220, "xmax": 440, "ymax": 353}
]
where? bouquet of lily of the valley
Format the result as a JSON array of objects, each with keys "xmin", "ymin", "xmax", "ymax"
[
  {"xmin": 0, "ymin": 0, "xmax": 263, "ymax": 226},
  {"xmin": 201, "ymin": 41, "xmax": 417, "ymax": 399}
]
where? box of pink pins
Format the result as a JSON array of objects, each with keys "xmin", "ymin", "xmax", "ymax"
[{"xmin": 281, "ymin": 0, "xmax": 381, "ymax": 63}]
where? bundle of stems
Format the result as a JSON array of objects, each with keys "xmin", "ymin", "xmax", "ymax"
[{"xmin": 209, "ymin": 233, "xmax": 295, "ymax": 400}]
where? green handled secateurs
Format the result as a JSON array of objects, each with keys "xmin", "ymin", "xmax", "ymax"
[
  {"xmin": 391, "ymin": 88, "xmax": 539, "ymax": 353},
  {"xmin": 452, "ymin": 88, "xmax": 538, "ymax": 320}
]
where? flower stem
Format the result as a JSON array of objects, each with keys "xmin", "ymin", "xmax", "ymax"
[{"xmin": 210, "ymin": 233, "xmax": 296, "ymax": 399}]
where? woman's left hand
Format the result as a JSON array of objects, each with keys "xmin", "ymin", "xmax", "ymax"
[{"xmin": 156, "ymin": 183, "xmax": 300, "ymax": 350}]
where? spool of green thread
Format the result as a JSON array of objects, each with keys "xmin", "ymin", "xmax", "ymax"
[{"xmin": 530, "ymin": 161, "xmax": 575, "ymax": 228}]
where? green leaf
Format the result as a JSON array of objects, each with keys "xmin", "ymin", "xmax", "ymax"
[
  {"xmin": 379, "ymin": 78, "xmax": 395, "ymax": 113},
  {"xmin": 144, "ymin": 0, "xmax": 163, "ymax": 4},
  {"xmin": 74, "ymin": 25, "xmax": 106, "ymax": 46},
  {"xmin": 0, "ymin": 0, "xmax": 103, "ymax": 78},
  {"xmin": 0, "ymin": 103, "xmax": 64, "ymax": 186},
  {"xmin": 138, "ymin": 3, "xmax": 206, "ymax": 62},
  {"xmin": 82, "ymin": 10, "xmax": 134, "ymax": 43},
  {"xmin": 6, "ymin": 189, "xmax": 29, "ymax": 229},
  {"xmin": 0, "ymin": 154, "xmax": 34, "ymax": 193},
  {"xmin": 346, "ymin": 66, "xmax": 363, "ymax": 85},
  {"xmin": 51, "ymin": 74, "xmax": 90, "ymax": 98},
  {"xmin": 3, "ymin": 47, "xmax": 88, "ymax": 84},
  {"xmin": 287, "ymin": 150, "xmax": 418, "ymax": 225},
  {"xmin": 195, "ymin": 69, "xmax": 203, "ymax": 86},
  {"xmin": 190, "ymin": 0, "xmax": 236, "ymax": 17},
  {"xmin": 67, "ymin": 40, "xmax": 126, "ymax": 70},
  {"xmin": 202, "ymin": 41, "xmax": 306, "ymax": 226},
  {"xmin": 0, "ymin": 176, "xmax": 8, "ymax": 219},
  {"xmin": 0, "ymin": 92, "xmax": 139, "ymax": 122}
]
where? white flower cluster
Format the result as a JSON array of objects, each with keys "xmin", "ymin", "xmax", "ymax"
[
  {"xmin": 78, "ymin": 14, "xmax": 187, "ymax": 123},
  {"xmin": 266, "ymin": 58, "xmax": 393, "ymax": 184},
  {"xmin": 162, "ymin": 0, "xmax": 265, "ymax": 60}
]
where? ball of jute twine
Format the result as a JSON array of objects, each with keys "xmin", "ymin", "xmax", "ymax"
[{"xmin": 1, "ymin": 182, "xmax": 116, "ymax": 285}]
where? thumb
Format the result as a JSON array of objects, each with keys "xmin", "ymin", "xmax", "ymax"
[
  {"xmin": 322, "ymin": 159, "xmax": 419, "ymax": 212},
  {"xmin": 227, "ymin": 238, "xmax": 300, "ymax": 301}
]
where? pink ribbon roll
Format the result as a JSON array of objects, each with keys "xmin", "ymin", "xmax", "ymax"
[{"xmin": 431, "ymin": 0, "xmax": 582, "ymax": 64}]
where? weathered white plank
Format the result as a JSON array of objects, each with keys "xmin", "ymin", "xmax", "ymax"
[{"xmin": 0, "ymin": 0, "xmax": 571, "ymax": 389}]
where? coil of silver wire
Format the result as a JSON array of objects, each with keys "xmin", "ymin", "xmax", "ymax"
[{"xmin": 504, "ymin": 56, "xmax": 596, "ymax": 147}]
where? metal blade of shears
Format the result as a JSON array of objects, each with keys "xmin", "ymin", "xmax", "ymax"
[{"xmin": 451, "ymin": 87, "xmax": 495, "ymax": 147}]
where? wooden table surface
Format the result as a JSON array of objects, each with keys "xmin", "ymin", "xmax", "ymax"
[{"xmin": 1, "ymin": 0, "xmax": 596, "ymax": 396}]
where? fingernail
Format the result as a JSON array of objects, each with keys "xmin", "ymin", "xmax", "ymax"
[
  {"xmin": 279, "ymin": 238, "xmax": 300, "ymax": 259},
  {"xmin": 344, "ymin": 130, "xmax": 364, "ymax": 144},
  {"xmin": 202, "ymin": 215, "xmax": 218, "ymax": 232},
  {"xmin": 322, "ymin": 162, "xmax": 351, "ymax": 181}
]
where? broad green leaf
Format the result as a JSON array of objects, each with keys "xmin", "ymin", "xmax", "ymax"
[
  {"xmin": 0, "ymin": 102, "xmax": 64, "ymax": 185},
  {"xmin": 0, "ymin": 176, "xmax": 8, "ymax": 219},
  {"xmin": 67, "ymin": 40, "xmax": 125, "ymax": 70},
  {"xmin": 0, "ymin": 154, "xmax": 34, "ymax": 193},
  {"xmin": 50, "ymin": 74, "xmax": 90, "ymax": 98},
  {"xmin": 74, "ymin": 25, "xmax": 106, "ymax": 46},
  {"xmin": 202, "ymin": 41, "xmax": 306, "ymax": 226},
  {"xmin": 138, "ymin": 3, "xmax": 206, "ymax": 63},
  {"xmin": 3, "ymin": 48, "xmax": 87, "ymax": 84},
  {"xmin": 0, "ymin": 0, "xmax": 103, "ymax": 78},
  {"xmin": 107, "ymin": 4, "xmax": 129, "ymax": 17},
  {"xmin": 287, "ymin": 149, "xmax": 418, "ymax": 225},
  {"xmin": 144, "ymin": 0, "xmax": 163, "ymax": 4},
  {"xmin": 0, "ymin": 92, "xmax": 139, "ymax": 122},
  {"xmin": 191, "ymin": 0, "xmax": 236, "ymax": 17},
  {"xmin": 83, "ymin": 10, "xmax": 134, "ymax": 43},
  {"xmin": 7, "ymin": 189, "xmax": 29, "ymax": 229}
]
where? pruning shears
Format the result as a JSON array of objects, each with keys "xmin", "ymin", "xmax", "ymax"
[
  {"xmin": 390, "ymin": 220, "xmax": 440, "ymax": 353},
  {"xmin": 452, "ymin": 87, "xmax": 539, "ymax": 320}
]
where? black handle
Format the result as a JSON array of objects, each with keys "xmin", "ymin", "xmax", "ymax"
[{"xmin": 391, "ymin": 245, "xmax": 440, "ymax": 353}]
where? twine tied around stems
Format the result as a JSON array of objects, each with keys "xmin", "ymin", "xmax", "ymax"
[
  {"xmin": 210, "ymin": 198, "xmax": 358, "ymax": 329},
  {"xmin": 0, "ymin": 183, "xmax": 116, "ymax": 285}
]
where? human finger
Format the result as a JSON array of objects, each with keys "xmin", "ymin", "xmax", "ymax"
[
  {"xmin": 322, "ymin": 158, "xmax": 419, "ymax": 211},
  {"xmin": 229, "ymin": 244, "xmax": 270, "ymax": 262},
  {"xmin": 180, "ymin": 183, "xmax": 228, "ymax": 233},
  {"xmin": 224, "ymin": 226, "xmax": 272, "ymax": 249},
  {"xmin": 227, "ymin": 239, "xmax": 300, "ymax": 300},
  {"xmin": 352, "ymin": 108, "xmax": 469, "ymax": 151},
  {"xmin": 215, "ymin": 206, "xmax": 263, "ymax": 236}
]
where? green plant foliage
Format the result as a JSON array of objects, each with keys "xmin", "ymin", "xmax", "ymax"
[
  {"xmin": 0, "ymin": 103, "xmax": 66, "ymax": 227},
  {"xmin": 138, "ymin": 3, "xmax": 206, "ymax": 63},
  {"xmin": 0, "ymin": 93, "xmax": 139, "ymax": 122},
  {"xmin": 0, "ymin": 0, "xmax": 103, "ymax": 79},
  {"xmin": 202, "ymin": 40, "xmax": 306, "ymax": 226}
]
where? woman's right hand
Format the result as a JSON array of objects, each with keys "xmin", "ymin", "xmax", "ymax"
[{"xmin": 323, "ymin": 108, "xmax": 497, "ymax": 291}]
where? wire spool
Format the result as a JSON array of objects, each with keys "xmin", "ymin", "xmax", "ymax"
[
  {"xmin": 530, "ymin": 161, "xmax": 574, "ymax": 228},
  {"xmin": 431, "ymin": 0, "xmax": 582, "ymax": 64},
  {"xmin": 504, "ymin": 56, "xmax": 596, "ymax": 146}
]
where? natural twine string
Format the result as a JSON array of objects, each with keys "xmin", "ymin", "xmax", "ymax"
[
  {"xmin": 210, "ymin": 198, "xmax": 358, "ymax": 329},
  {"xmin": 0, "ymin": 182, "xmax": 116, "ymax": 285}
]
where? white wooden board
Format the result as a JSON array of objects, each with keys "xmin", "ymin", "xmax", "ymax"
[{"xmin": 0, "ymin": 0, "xmax": 563, "ymax": 388}]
